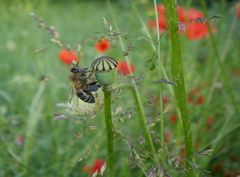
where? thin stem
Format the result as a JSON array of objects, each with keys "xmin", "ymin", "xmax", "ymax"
[
  {"xmin": 131, "ymin": 1, "xmax": 183, "ymax": 145},
  {"xmin": 153, "ymin": 0, "xmax": 164, "ymax": 147},
  {"xmin": 163, "ymin": 0, "xmax": 195, "ymax": 176},
  {"xmin": 200, "ymin": 0, "xmax": 240, "ymax": 117},
  {"xmin": 103, "ymin": 86, "xmax": 114, "ymax": 177},
  {"xmin": 106, "ymin": 0, "xmax": 157, "ymax": 162},
  {"xmin": 194, "ymin": 11, "xmax": 238, "ymax": 143}
]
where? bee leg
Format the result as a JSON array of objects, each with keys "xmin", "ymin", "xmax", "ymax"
[
  {"xmin": 69, "ymin": 85, "xmax": 75, "ymax": 103},
  {"xmin": 86, "ymin": 70, "xmax": 94, "ymax": 78}
]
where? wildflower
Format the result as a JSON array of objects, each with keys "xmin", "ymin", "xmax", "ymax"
[
  {"xmin": 58, "ymin": 49, "xmax": 79, "ymax": 64},
  {"xmin": 237, "ymin": 3, "xmax": 240, "ymax": 18},
  {"xmin": 176, "ymin": 6, "xmax": 186, "ymax": 23},
  {"xmin": 117, "ymin": 60, "xmax": 136, "ymax": 76},
  {"xmin": 95, "ymin": 39, "xmax": 110, "ymax": 53},
  {"xmin": 147, "ymin": 4, "xmax": 186, "ymax": 33},
  {"xmin": 185, "ymin": 8, "xmax": 216, "ymax": 40},
  {"xmin": 169, "ymin": 114, "xmax": 177, "ymax": 123},
  {"xmin": 162, "ymin": 95, "xmax": 169, "ymax": 106},
  {"xmin": 195, "ymin": 95, "xmax": 205, "ymax": 105},
  {"xmin": 206, "ymin": 116, "xmax": 214, "ymax": 130},
  {"xmin": 187, "ymin": 88, "xmax": 205, "ymax": 105},
  {"xmin": 83, "ymin": 159, "xmax": 107, "ymax": 177},
  {"xmin": 147, "ymin": 5, "xmax": 216, "ymax": 40},
  {"xmin": 16, "ymin": 135, "xmax": 24, "ymax": 146}
]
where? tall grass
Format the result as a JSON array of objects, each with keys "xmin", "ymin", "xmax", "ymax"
[
  {"xmin": 153, "ymin": 0, "xmax": 164, "ymax": 148},
  {"xmin": 200, "ymin": 0, "xmax": 240, "ymax": 117},
  {"xmin": 106, "ymin": 0, "xmax": 158, "ymax": 163},
  {"xmin": 163, "ymin": 0, "xmax": 195, "ymax": 176},
  {"xmin": 22, "ymin": 82, "xmax": 46, "ymax": 176}
]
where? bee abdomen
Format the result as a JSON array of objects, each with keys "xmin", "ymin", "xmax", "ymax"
[{"xmin": 76, "ymin": 89, "xmax": 95, "ymax": 103}]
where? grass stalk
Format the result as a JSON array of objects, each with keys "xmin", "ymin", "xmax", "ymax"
[
  {"xmin": 131, "ymin": 1, "xmax": 183, "ymax": 146},
  {"xmin": 22, "ymin": 82, "xmax": 46, "ymax": 176},
  {"xmin": 163, "ymin": 0, "xmax": 195, "ymax": 176},
  {"xmin": 103, "ymin": 86, "xmax": 114, "ymax": 177},
  {"xmin": 106, "ymin": 0, "xmax": 157, "ymax": 162},
  {"xmin": 194, "ymin": 12, "xmax": 238, "ymax": 143},
  {"xmin": 199, "ymin": 0, "xmax": 240, "ymax": 117},
  {"xmin": 153, "ymin": 0, "xmax": 164, "ymax": 147}
]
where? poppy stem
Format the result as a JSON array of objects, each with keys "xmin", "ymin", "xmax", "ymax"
[
  {"xmin": 103, "ymin": 86, "xmax": 114, "ymax": 177},
  {"xmin": 163, "ymin": 0, "xmax": 195, "ymax": 176}
]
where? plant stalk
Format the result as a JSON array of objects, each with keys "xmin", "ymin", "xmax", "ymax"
[
  {"xmin": 106, "ymin": 0, "xmax": 158, "ymax": 162},
  {"xmin": 103, "ymin": 86, "xmax": 114, "ymax": 177},
  {"xmin": 163, "ymin": 0, "xmax": 195, "ymax": 176},
  {"xmin": 199, "ymin": 0, "xmax": 240, "ymax": 117},
  {"xmin": 153, "ymin": 0, "xmax": 164, "ymax": 147}
]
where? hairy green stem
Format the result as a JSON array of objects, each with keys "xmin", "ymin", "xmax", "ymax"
[
  {"xmin": 163, "ymin": 0, "xmax": 195, "ymax": 176},
  {"xmin": 103, "ymin": 86, "xmax": 114, "ymax": 177}
]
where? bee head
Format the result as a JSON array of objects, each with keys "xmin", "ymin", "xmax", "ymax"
[{"xmin": 70, "ymin": 66, "xmax": 88, "ymax": 73}]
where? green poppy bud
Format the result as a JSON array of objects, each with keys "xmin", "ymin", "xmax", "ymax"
[{"xmin": 95, "ymin": 70, "xmax": 117, "ymax": 86}]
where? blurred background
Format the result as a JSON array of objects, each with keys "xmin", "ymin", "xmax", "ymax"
[{"xmin": 0, "ymin": 0, "xmax": 240, "ymax": 176}]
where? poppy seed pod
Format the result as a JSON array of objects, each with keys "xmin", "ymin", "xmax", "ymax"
[
  {"xmin": 95, "ymin": 69, "xmax": 117, "ymax": 86},
  {"xmin": 91, "ymin": 56, "xmax": 117, "ymax": 72}
]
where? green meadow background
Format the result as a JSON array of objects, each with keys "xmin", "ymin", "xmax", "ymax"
[{"xmin": 0, "ymin": 0, "xmax": 240, "ymax": 176}]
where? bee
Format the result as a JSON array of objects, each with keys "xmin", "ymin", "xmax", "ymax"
[{"xmin": 70, "ymin": 63, "xmax": 101, "ymax": 103}]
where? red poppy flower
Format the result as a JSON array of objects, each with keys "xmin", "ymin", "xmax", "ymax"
[
  {"xmin": 117, "ymin": 60, "xmax": 136, "ymax": 75},
  {"xmin": 169, "ymin": 114, "xmax": 177, "ymax": 123},
  {"xmin": 95, "ymin": 39, "xmax": 110, "ymax": 53},
  {"xmin": 83, "ymin": 159, "xmax": 106, "ymax": 177},
  {"xmin": 58, "ymin": 49, "xmax": 79, "ymax": 64},
  {"xmin": 195, "ymin": 95, "xmax": 205, "ymax": 105},
  {"xmin": 187, "ymin": 88, "xmax": 205, "ymax": 105},
  {"xmin": 148, "ymin": 5, "xmax": 216, "ymax": 40},
  {"xmin": 206, "ymin": 116, "xmax": 214, "ymax": 129},
  {"xmin": 162, "ymin": 95, "xmax": 169, "ymax": 105},
  {"xmin": 185, "ymin": 8, "xmax": 216, "ymax": 40},
  {"xmin": 176, "ymin": 6, "xmax": 186, "ymax": 22},
  {"xmin": 237, "ymin": 3, "xmax": 240, "ymax": 18},
  {"xmin": 147, "ymin": 4, "xmax": 186, "ymax": 33}
]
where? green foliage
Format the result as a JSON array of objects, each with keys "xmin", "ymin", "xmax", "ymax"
[{"xmin": 0, "ymin": 0, "xmax": 240, "ymax": 176}]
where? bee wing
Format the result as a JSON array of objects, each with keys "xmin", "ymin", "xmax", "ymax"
[{"xmin": 87, "ymin": 82, "xmax": 101, "ymax": 92}]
